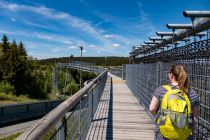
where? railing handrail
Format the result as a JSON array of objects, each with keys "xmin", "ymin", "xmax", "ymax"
[{"xmin": 17, "ymin": 69, "xmax": 108, "ymax": 140}]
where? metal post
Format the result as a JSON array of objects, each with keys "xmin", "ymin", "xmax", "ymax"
[
  {"xmin": 79, "ymin": 46, "xmax": 83, "ymax": 89},
  {"xmin": 64, "ymin": 68, "xmax": 67, "ymax": 96},
  {"xmin": 62, "ymin": 116, "xmax": 67, "ymax": 140},
  {"xmin": 91, "ymin": 89, "xmax": 94, "ymax": 120},
  {"xmin": 79, "ymin": 99, "xmax": 81, "ymax": 140},
  {"xmin": 122, "ymin": 65, "xmax": 124, "ymax": 80}
]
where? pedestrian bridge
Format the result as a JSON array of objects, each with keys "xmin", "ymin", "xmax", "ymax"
[
  {"xmin": 86, "ymin": 73, "xmax": 154, "ymax": 140},
  {"xmin": 17, "ymin": 69, "xmax": 155, "ymax": 140}
]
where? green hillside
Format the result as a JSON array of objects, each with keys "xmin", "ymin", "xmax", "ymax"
[{"xmin": 39, "ymin": 56, "xmax": 129, "ymax": 66}]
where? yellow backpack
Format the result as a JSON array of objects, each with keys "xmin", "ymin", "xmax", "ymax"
[{"xmin": 157, "ymin": 85, "xmax": 192, "ymax": 140}]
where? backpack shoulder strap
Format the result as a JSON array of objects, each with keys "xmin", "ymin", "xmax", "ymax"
[
  {"xmin": 161, "ymin": 85, "xmax": 172, "ymax": 110},
  {"xmin": 182, "ymin": 93, "xmax": 192, "ymax": 114},
  {"xmin": 162, "ymin": 85, "xmax": 171, "ymax": 91}
]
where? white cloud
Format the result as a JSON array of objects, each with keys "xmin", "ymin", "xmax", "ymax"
[
  {"xmin": 67, "ymin": 46, "xmax": 77, "ymax": 49},
  {"xmin": 51, "ymin": 48, "xmax": 60, "ymax": 52},
  {"xmin": 0, "ymin": 1, "xmax": 134, "ymax": 58},
  {"xmin": 94, "ymin": 1, "xmax": 158, "ymax": 42},
  {"xmin": 35, "ymin": 33, "xmax": 53, "ymax": 40},
  {"xmin": 0, "ymin": 1, "xmax": 132, "ymax": 47},
  {"xmin": 136, "ymin": 1, "xmax": 158, "ymax": 35},
  {"xmin": 112, "ymin": 43, "xmax": 120, "ymax": 48},
  {"xmin": 0, "ymin": 29, "xmax": 28, "ymax": 36},
  {"xmin": 33, "ymin": 32, "xmax": 85, "ymax": 46},
  {"xmin": 111, "ymin": 34, "xmax": 129, "ymax": 45},
  {"xmin": 10, "ymin": 18, "xmax": 16, "ymax": 22},
  {"xmin": 22, "ymin": 20, "xmax": 49, "ymax": 29},
  {"xmin": 104, "ymin": 34, "xmax": 114, "ymax": 38},
  {"xmin": 89, "ymin": 44, "xmax": 105, "ymax": 51},
  {"xmin": 0, "ymin": 1, "xmax": 103, "ymax": 38},
  {"xmin": 28, "ymin": 45, "xmax": 34, "ymax": 48},
  {"xmin": 0, "ymin": 1, "xmax": 96, "ymax": 33}
]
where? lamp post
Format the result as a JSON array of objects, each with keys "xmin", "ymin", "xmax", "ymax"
[
  {"xmin": 78, "ymin": 46, "xmax": 83, "ymax": 89},
  {"xmin": 105, "ymin": 56, "xmax": 107, "ymax": 66}
]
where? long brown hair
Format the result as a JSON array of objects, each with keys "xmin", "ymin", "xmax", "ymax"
[{"xmin": 169, "ymin": 64, "xmax": 189, "ymax": 94}]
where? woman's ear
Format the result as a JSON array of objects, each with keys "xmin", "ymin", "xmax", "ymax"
[
  {"xmin": 168, "ymin": 73, "xmax": 174, "ymax": 81},
  {"xmin": 171, "ymin": 74, "xmax": 174, "ymax": 79}
]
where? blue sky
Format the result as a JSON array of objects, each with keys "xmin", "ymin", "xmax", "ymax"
[{"xmin": 0, "ymin": 0, "xmax": 209, "ymax": 59}]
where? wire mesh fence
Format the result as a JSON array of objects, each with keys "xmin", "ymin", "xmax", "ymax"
[{"xmin": 126, "ymin": 62, "xmax": 210, "ymax": 140}]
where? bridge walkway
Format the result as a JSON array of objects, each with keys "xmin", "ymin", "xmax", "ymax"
[{"xmin": 86, "ymin": 73, "xmax": 155, "ymax": 140}]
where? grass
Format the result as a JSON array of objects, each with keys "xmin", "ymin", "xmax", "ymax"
[
  {"xmin": 0, "ymin": 91, "xmax": 64, "ymax": 105},
  {"xmin": 0, "ymin": 132, "xmax": 22, "ymax": 140},
  {"xmin": 0, "ymin": 92, "xmax": 38, "ymax": 104}
]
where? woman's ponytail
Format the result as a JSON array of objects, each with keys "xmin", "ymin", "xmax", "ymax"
[{"xmin": 169, "ymin": 64, "xmax": 189, "ymax": 94}]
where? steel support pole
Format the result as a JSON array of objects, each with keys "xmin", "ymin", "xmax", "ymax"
[
  {"xmin": 62, "ymin": 116, "xmax": 67, "ymax": 140},
  {"xmin": 79, "ymin": 46, "xmax": 83, "ymax": 89},
  {"xmin": 79, "ymin": 99, "xmax": 81, "ymax": 140},
  {"xmin": 91, "ymin": 89, "xmax": 94, "ymax": 121}
]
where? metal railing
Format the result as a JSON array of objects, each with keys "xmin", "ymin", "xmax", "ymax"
[
  {"xmin": 52, "ymin": 62, "xmax": 105, "ymax": 95},
  {"xmin": 126, "ymin": 62, "xmax": 210, "ymax": 140},
  {"xmin": 57, "ymin": 63, "xmax": 96, "ymax": 73},
  {"xmin": 17, "ymin": 69, "xmax": 108, "ymax": 140},
  {"xmin": 110, "ymin": 67, "xmax": 122, "ymax": 78},
  {"xmin": 110, "ymin": 65, "xmax": 126, "ymax": 80},
  {"xmin": 0, "ymin": 100, "xmax": 64, "ymax": 127}
]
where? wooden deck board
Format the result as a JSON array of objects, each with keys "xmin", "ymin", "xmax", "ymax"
[{"xmin": 86, "ymin": 73, "xmax": 155, "ymax": 140}]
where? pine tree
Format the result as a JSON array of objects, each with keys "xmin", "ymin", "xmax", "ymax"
[
  {"xmin": 11, "ymin": 39, "xmax": 19, "ymax": 69},
  {"xmin": 1, "ymin": 35, "xmax": 10, "ymax": 81},
  {"xmin": 0, "ymin": 43, "xmax": 3, "ymax": 80},
  {"xmin": 1, "ymin": 34, "xmax": 9, "ymax": 53},
  {"xmin": 17, "ymin": 41, "xmax": 27, "ymax": 71},
  {"xmin": 3, "ymin": 39, "xmax": 19, "ymax": 84},
  {"xmin": 18, "ymin": 41, "xmax": 27, "ymax": 60},
  {"xmin": 15, "ymin": 41, "xmax": 29, "ymax": 95}
]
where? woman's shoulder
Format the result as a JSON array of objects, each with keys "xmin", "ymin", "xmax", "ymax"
[
  {"xmin": 188, "ymin": 87, "xmax": 198, "ymax": 98},
  {"xmin": 187, "ymin": 87, "xmax": 199, "ymax": 107},
  {"xmin": 153, "ymin": 85, "xmax": 168, "ymax": 99}
]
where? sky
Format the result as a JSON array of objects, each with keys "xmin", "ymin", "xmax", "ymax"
[{"xmin": 0, "ymin": 0, "xmax": 209, "ymax": 59}]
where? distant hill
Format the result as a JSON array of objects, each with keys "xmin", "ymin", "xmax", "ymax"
[{"xmin": 39, "ymin": 56, "xmax": 129, "ymax": 66}]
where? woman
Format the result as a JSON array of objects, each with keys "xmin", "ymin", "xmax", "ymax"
[{"xmin": 149, "ymin": 64, "xmax": 199, "ymax": 140}]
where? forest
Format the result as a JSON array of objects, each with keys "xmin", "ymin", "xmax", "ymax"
[
  {"xmin": 0, "ymin": 35, "xmax": 96, "ymax": 102},
  {"xmin": 40, "ymin": 56, "xmax": 129, "ymax": 66},
  {"xmin": 0, "ymin": 34, "xmax": 54, "ymax": 101}
]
